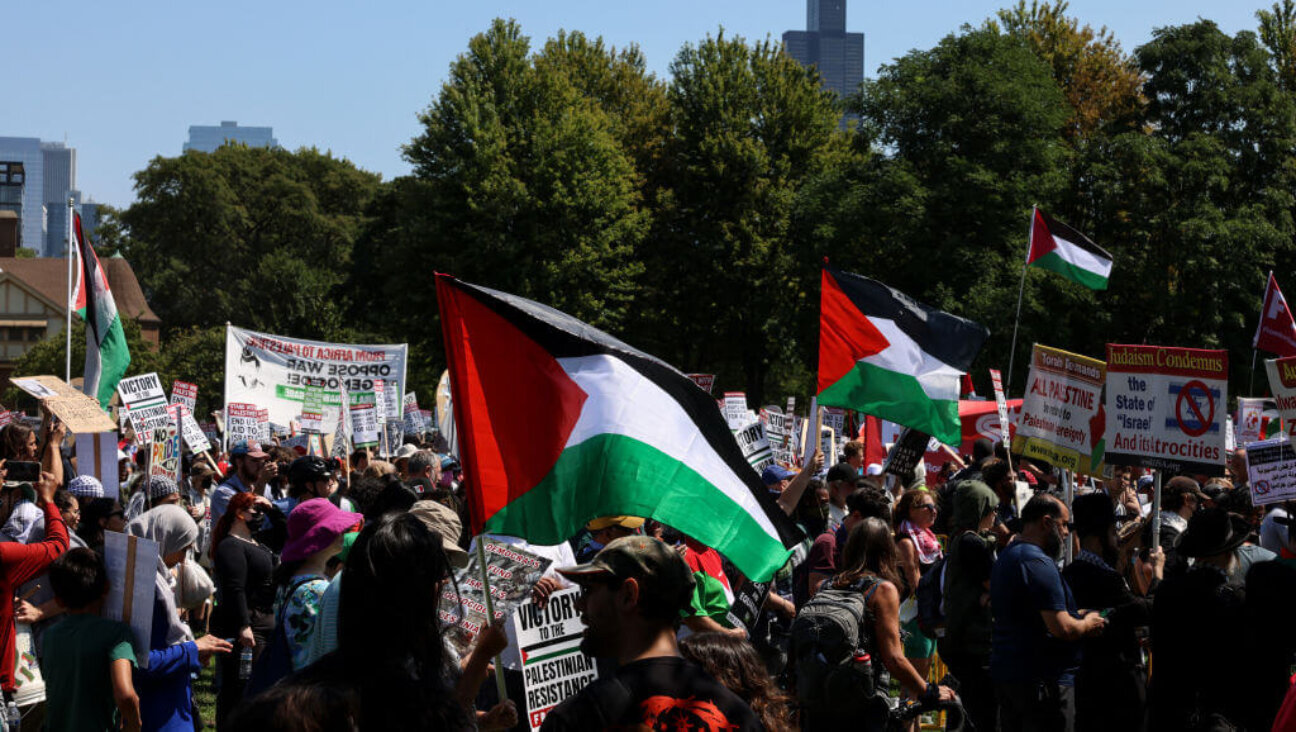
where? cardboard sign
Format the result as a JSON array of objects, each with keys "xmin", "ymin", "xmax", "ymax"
[
  {"xmin": 1104, "ymin": 344, "xmax": 1228, "ymax": 475},
  {"xmin": 75, "ymin": 431, "xmax": 121, "ymax": 498},
  {"xmin": 10, "ymin": 375, "xmax": 116, "ymax": 434},
  {"xmin": 686, "ymin": 374, "xmax": 716, "ymax": 395},
  {"xmin": 117, "ymin": 373, "xmax": 170, "ymax": 444},
  {"xmin": 885, "ymin": 427, "xmax": 930, "ymax": 478},
  {"xmin": 103, "ymin": 531, "xmax": 158, "ymax": 668},
  {"xmin": 170, "ymin": 381, "xmax": 198, "ymax": 413},
  {"xmin": 439, "ymin": 538, "xmax": 552, "ymax": 657},
  {"xmin": 349, "ymin": 392, "xmax": 379, "ymax": 448},
  {"xmin": 224, "ymin": 325, "xmax": 408, "ymax": 427},
  {"xmin": 513, "ymin": 588, "xmax": 598, "ymax": 732},
  {"xmin": 1245, "ymin": 436, "xmax": 1296, "ymax": 506},
  {"xmin": 224, "ymin": 403, "xmax": 261, "ymax": 449},
  {"xmin": 734, "ymin": 421, "xmax": 774, "ymax": 472},
  {"xmin": 1012, "ymin": 345, "xmax": 1107, "ymax": 476}
]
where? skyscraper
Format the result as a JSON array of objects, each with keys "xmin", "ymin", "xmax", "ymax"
[
  {"xmin": 0, "ymin": 138, "xmax": 91, "ymax": 256},
  {"xmin": 183, "ymin": 121, "xmax": 278, "ymax": 153},
  {"xmin": 783, "ymin": 0, "xmax": 865, "ymax": 101}
]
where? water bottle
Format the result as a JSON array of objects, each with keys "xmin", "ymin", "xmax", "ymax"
[
  {"xmin": 6, "ymin": 701, "xmax": 20, "ymax": 732},
  {"xmin": 238, "ymin": 647, "xmax": 254, "ymax": 680}
]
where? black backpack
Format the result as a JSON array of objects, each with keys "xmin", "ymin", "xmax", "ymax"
[
  {"xmin": 915, "ymin": 556, "xmax": 948, "ymax": 638},
  {"xmin": 789, "ymin": 575, "xmax": 886, "ymax": 711},
  {"xmin": 243, "ymin": 576, "xmax": 319, "ymax": 698}
]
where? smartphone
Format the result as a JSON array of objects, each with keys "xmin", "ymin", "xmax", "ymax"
[{"xmin": 6, "ymin": 461, "xmax": 40, "ymax": 484}]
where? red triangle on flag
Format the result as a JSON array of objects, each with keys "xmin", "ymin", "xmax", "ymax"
[
  {"xmin": 1026, "ymin": 208, "xmax": 1056, "ymax": 265},
  {"xmin": 818, "ymin": 269, "xmax": 890, "ymax": 393}
]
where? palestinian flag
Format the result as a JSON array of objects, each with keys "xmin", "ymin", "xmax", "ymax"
[
  {"xmin": 1027, "ymin": 208, "xmax": 1113, "ymax": 290},
  {"xmin": 72, "ymin": 213, "xmax": 130, "ymax": 409},
  {"xmin": 818, "ymin": 268, "xmax": 988, "ymax": 446},
  {"xmin": 435, "ymin": 275, "xmax": 800, "ymax": 582}
]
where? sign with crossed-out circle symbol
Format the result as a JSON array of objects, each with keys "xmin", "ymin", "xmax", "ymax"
[{"xmin": 1174, "ymin": 379, "xmax": 1215, "ymax": 438}]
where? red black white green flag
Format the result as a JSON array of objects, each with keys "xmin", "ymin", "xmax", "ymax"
[
  {"xmin": 1027, "ymin": 208, "xmax": 1113, "ymax": 290},
  {"xmin": 818, "ymin": 267, "xmax": 988, "ymax": 446},
  {"xmin": 435, "ymin": 274, "xmax": 800, "ymax": 581},
  {"xmin": 72, "ymin": 213, "xmax": 130, "ymax": 409}
]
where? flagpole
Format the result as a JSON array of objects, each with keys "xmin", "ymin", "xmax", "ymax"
[
  {"xmin": 65, "ymin": 198, "xmax": 75, "ymax": 383},
  {"xmin": 1006, "ymin": 207, "xmax": 1036, "ymax": 393},
  {"xmin": 1250, "ymin": 349, "xmax": 1258, "ymax": 396}
]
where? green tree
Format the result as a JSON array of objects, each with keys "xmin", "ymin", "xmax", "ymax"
[
  {"xmin": 4, "ymin": 318, "xmax": 160, "ymax": 409},
  {"xmin": 1259, "ymin": 0, "xmax": 1296, "ymax": 90},
  {"xmin": 120, "ymin": 145, "xmax": 381, "ymax": 340}
]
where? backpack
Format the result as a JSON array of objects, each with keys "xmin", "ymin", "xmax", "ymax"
[
  {"xmin": 915, "ymin": 556, "xmax": 948, "ymax": 638},
  {"xmin": 243, "ymin": 576, "xmax": 318, "ymax": 698},
  {"xmin": 788, "ymin": 575, "xmax": 885, "ymax": 711}
]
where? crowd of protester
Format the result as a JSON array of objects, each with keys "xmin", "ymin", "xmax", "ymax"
[{"xmin": 0, "ymin": 407, "xmax": 1292, "ymax": 731}]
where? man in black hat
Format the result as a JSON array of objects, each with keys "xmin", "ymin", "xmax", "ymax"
[
  {"xmin": 1142, "ymin": 476, "xmax": 1207, "ymax": 578},
  {"xmin": 541, "ymin": 536, "xmax": 760, "ymax": 731},
  {"xmin": 1150, "ymin": 508, "xmax": 1250, "ymax": 730}
]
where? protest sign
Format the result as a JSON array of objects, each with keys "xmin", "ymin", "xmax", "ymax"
[
  {"xmin": 886, "ymin": 427, "xmax": 930, "ymax": 478},
  {"xmin": 225, "ymin": 403, "xmax": 261, "ymax": 449},
  {"xmin": 725, "ymin": 579, "xmax": 773, "ymax": 633},
  {"xmin": 1245, "ymin": 436, "xmax": 1296, "ymax": 506},
  {"xmin": 1265, "ymin": 356, "xmax": 1296, "ymax": 439},
  {"xmin": 439, "ymin": 538, "xmax": 551, "ymax": 657},
  {"xmin": 764, "ymin": 406, "xmax": 791, "ymax": 466},
  {"xmin": 349, "ymin": 392, "xmax": 379, "ymax": 448},
  {"xmin": 149, "ymin": 413, "xmax": 182, "ymax": 483},
  {"xmin": 103, "ymin": 531, "xmax": 158, "ymax": 667},
  {"xmin": 733, "ymin": 421, "xmax": 774, "ymax": 472},
  {"xmin": 173, "ymin": 404, "xmax": 211, "ymax": 454},
  {"xmin": 170, "ymin": 381, "xmax": 197, "ymax": 413},
  {"xmin": 11, "ymin": 622, "xmax": 44, "ymax": 706},
  {"xmin": 1104, "ymin": 345, "xmax": 1228, "ymax": 475},
  {"xmin": 403, "ymin": 392, "xmax": 423, "ymax": 434},
  {"xmin": 1237, "ymin": 397, "xmax": 1267, "ymax": 445},
  {"xmin": 722, "ymin": 392, "xmax": 748, "ymax": 428},
  {"xmin": 512, "ymin": 588, "xmax": 598, "ymax": 732},
  {"xmin": 117, "ymin": 373, "xmax": 169, "ymax": 444},
  {"xmin": 989, "ymin": 369, "xmax": 1011, "ymax": 446},
  {"xmin": 822, "ymin": 408, "xmax": 846, "ymax": 441},
  {"xmin": 300, "ymin": 386, "xmax": 325, "ymax": 433},
  {"xmin": 224, "ymin": 325, "xmax": 408, "ymax": 427},
  {"xmin": 76, "ymin": 431, "xmax": 121, "ymax": 498},
  {"xmin": 1011, "ymin": 345, "xmax": 1107, "ymax": 476},
  {"xmin": 11, "ymin": 375, "xmax": 116, "ymax": 434},
  {"xmin": 687, "ymin": 374, "xmax": 716, "ymax": 394}
]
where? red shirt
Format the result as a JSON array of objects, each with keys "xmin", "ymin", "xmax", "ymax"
[
  {"xmin": 0, "ymin": 502, "xmax": 67, "ymax": 691},
  {"xmin": 682, "ymin": 539, "xmax": 731, "ymax": 594}
]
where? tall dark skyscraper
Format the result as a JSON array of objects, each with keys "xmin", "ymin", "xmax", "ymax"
[{"xmin": 783, "ymin": 0, "xmax": 864, "ymax": 100}]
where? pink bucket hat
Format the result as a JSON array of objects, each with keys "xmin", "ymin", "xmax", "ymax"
[{"xmin": 281, "ymin": 497, "xmax": 363, "ymax": 563}]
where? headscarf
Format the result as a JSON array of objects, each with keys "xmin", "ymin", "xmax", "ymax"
[
  {"xmin": 127, "ymin": 504, "xmax": 198, "ymax": 645},
  {"xmin": 952, "ymin": 480, "xmax": 998, "ymax": 533}
]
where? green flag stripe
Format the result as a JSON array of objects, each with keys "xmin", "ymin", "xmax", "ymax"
[
  {"xmin": 819, "ymin": 360, "xmax": 961, "ymax": 445},
  {"xmin": 484, "ymin": 433, "xmax": 791, "ymax": 582},
  {"xmin": 1029, "ymin": 250, "xmax": 1109, "ymax": 290}
]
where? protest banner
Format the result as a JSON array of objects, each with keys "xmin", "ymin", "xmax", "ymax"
[
  {"xmin": 885, "ymin": 427, "xmax": 930, "ymax": 478},
  {"xmin": 116, "ymin": 373, "xmax": 170, "ymax": 444},
  {"xmin": 76, "ymin": 431, "xmax": 121, "ymax": 498},
  {"xmin": 1104, "ymin": 344, "xmax": 1228, "ymax": 475},
  {"xmin": 439, "ymin": 538, "xmax": 551, "ymax": 657},
  {"xmin": 170, "ymin": 381, "xmax": 197, "ymax": 413},
  {"xmin": 349, "ymin": 392, "xmax": 379, "ymax": 448},
  {"xmin": 103, "ymin": 531, "xmax": 158, "ymax": 667},
  {"xmin": 225, "ymin": 403, "xmax": 261, "ymax": 449},
  {"xmin": 1245, "ymin": 436, "xmax": 1296, "ymax": 506},
  {"xmin": 10, "ymin": 375, "xmax": 117, "ymax": 434},
  {"xmin": 733, "ymin": 421, "xmax": 774, "ymax": 472},
  {"xmin": 512, "ymin": 588, "xmax": 598, "ymax": 732},
  {"xmin": 686, "ymin": 374, "xmax": 716, "ymax": 394},
  {"xmin": 149, "ymin": 415, "xmax": 182, "ymax": 483},
  {"xmin": 1011, "ymin": 345, "xmax": 1107, "ymax": 476},
  {"xmin": 224, "ymin": 325, "xmax": 408, "ymax": 427},
  {"xmin": 722, "ymin": 392, "xmax": 748, "ymax": 428}
]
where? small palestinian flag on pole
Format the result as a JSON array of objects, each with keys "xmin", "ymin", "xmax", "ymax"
[
  {"xmin": 817, "ymin": 267, "xmax": 988, "ymax": 446},
  {"xmin": 435, "ymin": 274, "xmax": 801, "ymax": 582},
  {"xmin": 1027, "ymin": 208, "xmax": 1113, "ymax": 290},
  {"xmin": 72, "ymin": 213, "xmax": 130, "ymax": 409}
]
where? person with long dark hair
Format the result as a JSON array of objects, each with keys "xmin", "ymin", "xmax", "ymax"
[
  {"xmin": 211, "ymin": 491, "xmax": 277, "ymax": 727},
  {"xmin": 78, "ymin": 498, "xmax": 126, "ymax": 554},
  {"xmin": 231, "ymin": 512, "xmax": 473, "ymax": 730},
  {"xmin": 680, "ymin": 632, "xmax": 794, "ymax": 731}
]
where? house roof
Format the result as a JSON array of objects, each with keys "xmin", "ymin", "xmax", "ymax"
[{"xmin": 0, "ymin": 257, "xmax": 160, "ymax": 324}]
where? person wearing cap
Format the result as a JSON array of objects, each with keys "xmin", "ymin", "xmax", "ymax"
[
  {"xmin": 273, "ymin": 497, "xmax": 363, "ymax": 674},
  {"xmin": 1150, "ymin": 508, "xmax": 1253, "ymax": 730},
  {"xmin": 210, "ymin": 440, "xmax": 277, "ymax": 530},
  {"xmin": 392, "ymin": 443, "xmax": 419, "ymax": 480},
  {"xmin": 539, "ymin": 536, "xmax": 761, "ymax": 731},
  {"xmin": 825, "ymin": 462, "xmax": 859, "ymax": 532},
  {"xmin": 1141, "ymin": 475, "xmax": 1205, "ymax": 578},
  {"xmin": 576, "ymin": 515, "xmax": 645, "ymax": 563}
]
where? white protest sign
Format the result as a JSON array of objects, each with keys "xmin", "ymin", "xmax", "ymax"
[
  {"xmin": 1237, "ymin": 398, "xmax": 1266, "ymax": 445},
  {"xmin": 170, "ymin": 381, "xmax": 198, "ymax": 413},
  {"xmin": 513, "ymin": 588, "xmax": 598, "ymax": 732},
  {"xmin": 403, "ymin": 392, "xmax": 422, "ymax": 434},
  {"xmin": 175, "ymin": 404, "xmax": 211, "ymax": 454},
  {"xmin": 224, "ymin": 325, "xmax": 408, "ymax": 427},
  {"xmin": 349, "ymin": 393, "xmax": 379, "ymax": 447},
  {"xmin": 75, "ymin": 431, "xmax": 121, "ymax": 499},
  {"xmin": 117, "ymin": 373, "xmax": 169, "ymax": 445},
  {"xmin": 989, "ymin": 368, "xmax": 1011, "ymax": 446},
  {"xmin": 103, "ymin": 531, "xmax": 158, "ymax": 668},
  {"xmin": 1246, "ymin": 436, "xmax": 1296, "ymax": 506},
  {"xmin": 439, "ymin": 538, "xmax": 552, "ymax": 657},
  {"xmin": 733, "ymin": 421, "xmax": 774, "ymax": 472},
  {"xmin": 822, "ymin": 408, "xmax": 846, "ymax": 441},
  {"xmin": 300, "ymin": 386, "xmax": 325, "ymax": 433},
  {"xmin": 1104, "ymin": 344, "xmax": 1228, "ymax": 476},
  {"xmin": 722, "ymin": 392, "xmax": 748, "ymax": 428},
  {"xmin": 149, "ymin": 409, "xmax": 182, "ymax": 483},
  {"xmin": 1012, "ymin": 345, "xmax": 1107, "ymax": 476},
  {"xmin": 225, "ymin": 403, "xmax": 261, "ymax": 449}
]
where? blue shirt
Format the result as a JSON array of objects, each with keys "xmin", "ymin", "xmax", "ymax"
[
  {"xmin": 209, "ymin": 474, "xmax": 250, "ymax": 529},
  {"xmin": 989, "ymin": 541, "xmax": 1080, "ymax": 685}
]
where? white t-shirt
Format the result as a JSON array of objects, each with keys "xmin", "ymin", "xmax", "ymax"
[{"xmin": 468, "ymin": 535, "xmax": 576, "ymax": 670}]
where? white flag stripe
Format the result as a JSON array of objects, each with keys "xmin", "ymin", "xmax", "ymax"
[
  {"xmin": 1052, "ymin": 233, "xmax": 1113, "ymax": 278},
  {"xmin": 861, "ymin": 318, "xmax": 963, "ymax": 401}
]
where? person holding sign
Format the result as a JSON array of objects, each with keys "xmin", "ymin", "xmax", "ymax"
[{"xmin": 0, "ymin": 469, "xmax": 66, "ymax": 696}]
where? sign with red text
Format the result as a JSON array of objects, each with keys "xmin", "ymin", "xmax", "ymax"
[
  {"xmin": 1104, "ymin": 344, "xmax": 1228, "ymax": 475},
  {"xmin": 513, "ymin": 588, "xmax": 598, "ymax": 732},
  {"xmin": 1012, "ymin": 345, "xmax": 1107, "ymax": 476},
  {"xmin": 1265, "ymin": 357, "xmax": 1296, "ymax": 438}
]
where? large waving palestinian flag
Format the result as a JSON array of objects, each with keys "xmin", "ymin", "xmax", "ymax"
[
  {"xmin": 1027, "ymin": 208, "xmax": 1113, "ymax": 290},
  {"xmin": 818, "ymin": 268, "xmax": 988, "ymax": 446},
  {"xmin": 72, "ymin": 213, "xmax": 130, "ymax": 409},
  {"xmin": 436, "ymin": 275, "xmax": 800, "ymax": 581}
]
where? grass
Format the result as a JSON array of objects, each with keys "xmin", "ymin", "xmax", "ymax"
[{"xmin": 193, "ymin": 647, "xmax": 217, "ymax": 728}]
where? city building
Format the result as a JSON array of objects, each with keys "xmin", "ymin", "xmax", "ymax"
[
  {"xmin": 0, "ymin": 138, "xmax": 91, "ymax": 257},
  {"xmin": 783, "ymin": 0, "xmax": 865, "ymax": 101},
  {"xmin": 183, "ymin": 121, "xmax": 278, "ymax": 153}
]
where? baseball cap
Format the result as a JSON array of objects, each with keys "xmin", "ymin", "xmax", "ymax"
[
  {"xmin": 585, "ymin": 515, "xmax": 645, "ymax": 532},
  {"xmin": 826, "ymin": 462, "xmax": 858, "ymax": 483},
  {"xmin": 865, "ymin": 463, "xmax": 884, "ymax": 476},
  {"xmin": 760, "ymin": 464, "xmax": 796, "ymax": 486},
  {"xmin": 555, "ymin": 535, "xmax": 695, "ymax": 613},
  {"xmin": 229, "ymin": 440, "xmax": 269, "ymax": 459},
  {"xmin": 409, "ymin": 501, "xmax": 470, "ymax": 568}
]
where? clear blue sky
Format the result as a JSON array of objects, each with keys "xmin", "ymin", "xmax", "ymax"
[{"xmin": 6, "ymin": 0, "xmax": 1264, "ymax": 208}]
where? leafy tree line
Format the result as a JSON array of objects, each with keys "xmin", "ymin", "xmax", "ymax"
[{"xmin": 90, "ymin": 1, "xmax": 1296, "ymax": 405}]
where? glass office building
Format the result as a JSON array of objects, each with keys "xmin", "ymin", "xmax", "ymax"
[
  {"xmin": 783, "ymin": 0, "xmax": 865, "ymax": 102},
  {"xmin": 183, "ymin": 121, "xmax": 278, "ymax": 153}
]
